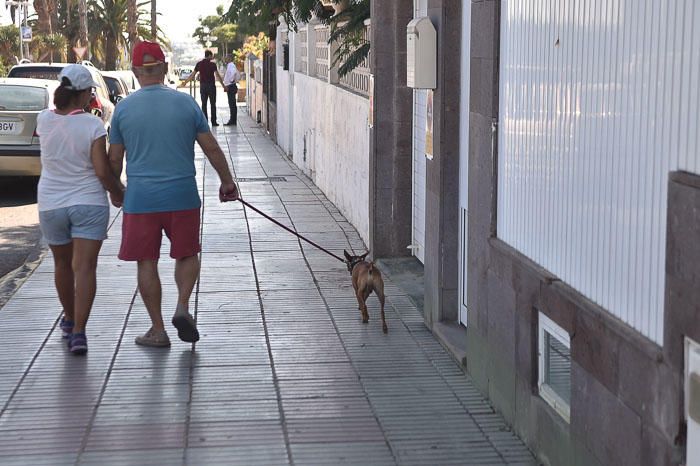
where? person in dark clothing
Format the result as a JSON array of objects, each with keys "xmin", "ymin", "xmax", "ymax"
[{"xmin": 180, "ymin": 50, "xmax": 225, "ymax": 126}]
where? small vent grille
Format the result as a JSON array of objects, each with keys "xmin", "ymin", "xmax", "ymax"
[{"xmin": 235, "ymin": 177, "xmax": 287, "ymax": 182}]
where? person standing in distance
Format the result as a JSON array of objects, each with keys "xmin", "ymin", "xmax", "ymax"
[
  {"xmin": 180, "ymin": 50, "xmax": 225, "ymax": 126},
  {"xmin": 109, "ymin": 41, "xmax": 239, "ymax": 347},
  {"xmin": 222, "ymin": 54, "xmax": 242, "ymax": 126}
]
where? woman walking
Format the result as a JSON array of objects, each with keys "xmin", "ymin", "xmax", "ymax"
[{"xmin": 37, "ymin": 64, "xmax": 124, "ymax": 355}]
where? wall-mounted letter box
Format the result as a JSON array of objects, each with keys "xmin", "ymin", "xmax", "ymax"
[{"xmin": 407, "ymin": 17, "xmax": 437, "ymax": 89}]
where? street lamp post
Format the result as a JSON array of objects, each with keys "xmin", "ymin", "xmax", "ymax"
[{"xmin": 5, "ymin": 0, "xmax": 30, "ymax": 62}]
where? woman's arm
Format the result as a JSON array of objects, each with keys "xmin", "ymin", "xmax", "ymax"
[{"xmin": 91, "ymin": 136, "xmax": 124, "ymax": 206}]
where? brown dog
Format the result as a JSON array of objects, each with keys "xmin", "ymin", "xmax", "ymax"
[{"xmin": 344, "ymin": 250, "xmax": 387, "ymax": 333}]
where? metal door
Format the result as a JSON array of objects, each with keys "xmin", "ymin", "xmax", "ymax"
[
  {"xmin": 458, "ymin": 0, "xmax": 471, "ymax": 326},
  {"xmin": 687, "ymin": 338, "xmax": 700, "ymax": 465}
]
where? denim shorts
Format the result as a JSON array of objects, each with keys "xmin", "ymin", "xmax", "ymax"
[{"xmin": 39, "ymin": 205, "xmax": 110, "ymax": 245}]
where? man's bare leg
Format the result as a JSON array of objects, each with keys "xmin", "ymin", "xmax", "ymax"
[
  {"xmin": 137, "ymin": 259, "xmax": 164, "ymax": 331},
  {"xmin": 172, "ymin": 255, "xmax": 200, "ymax": 342},
  {"xmin": 174, "ymin": 255, "xmax": 199, "ymax": 312}
]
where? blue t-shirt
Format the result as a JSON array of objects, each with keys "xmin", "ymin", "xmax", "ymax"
[{"xmin": 109, "ymin": 85, "xmax": 210, "ymax": 213}]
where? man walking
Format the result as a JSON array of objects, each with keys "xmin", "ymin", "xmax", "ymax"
[
  {"xmin": 109, "ymin": 41, "xmax": 239, "ymax": 347},
  {"xmin": 181, "ymin": 50, "xmax": 225, "ymax": 126},
  {"xmin": 223, "ymin": 55, "xmax": 242, "ymax": 126}
]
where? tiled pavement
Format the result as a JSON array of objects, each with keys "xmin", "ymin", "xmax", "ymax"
[{"xmin": 0, "ymin": 107, "xmax": 536, "ymax": 465}]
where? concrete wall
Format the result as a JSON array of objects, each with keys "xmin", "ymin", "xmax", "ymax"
[
  {"xmin": 369, "ymin": 0, "xmax": 414, "ymax": 258},
  {"xmin": 246, "ymin": 60, "xmax": 265, "ymax": 125},
  {"xmin": 276, "ymin": 46, "xmax": 292, "ymax": 156},
  {"xmin": 287, "ymin": 73, "xmax": 371, "ymax": 244}
]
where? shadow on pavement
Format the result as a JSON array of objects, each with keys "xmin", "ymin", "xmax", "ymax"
[{"xmin": 0, "ymin": 176, "xmax": 39, "ymax": 208}]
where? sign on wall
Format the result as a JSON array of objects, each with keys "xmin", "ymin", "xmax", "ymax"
[
  {"xmin": 21, "ymin": 26, "xmax": 32, "ymax": 41},
  {"xmin": 425, "ymin": 89, "xmax": 434, "ymax": 159}
]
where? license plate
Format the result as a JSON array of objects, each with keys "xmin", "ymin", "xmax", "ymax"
[{"xmin": 0, "ymin": 121, "xmax": 23, "ymax": 135}]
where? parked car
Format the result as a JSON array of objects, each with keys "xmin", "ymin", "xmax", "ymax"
[
  {"xmin": 101, "ymin": 72, "xmax": 130, "ymax": 105},
  {"xmin": 106, "ymin": 70, "xmax": 140, "ymax": 93},
  {"xmin": 8, "ymin": 63, "xmax": 114, "ymax": 128},
  {"xmin": 178, "ymin": 67, "xmax": 193, "ymax": 81},
  {"xmin": 0, "ymin": 78, "xmax": 58, "ymax": 176}
]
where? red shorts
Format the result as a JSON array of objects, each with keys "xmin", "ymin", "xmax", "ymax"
[{"xmin": 119, "ymin": 208, "xmax": 201, "ymax": 261}]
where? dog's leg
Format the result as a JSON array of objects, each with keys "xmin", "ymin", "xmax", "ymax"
[
  {"xmin": 377, "ymin": 284, "xmax": 387, "ymax": 334},
  {"xmin": 356, "ymin": 288, "xmax": 369, "ymax": 323},
  {"xmin": 354, "ymin": 287, "xmax": 363, "ymax": 311}
]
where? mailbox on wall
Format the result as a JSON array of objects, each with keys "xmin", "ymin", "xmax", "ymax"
[{"xmin": 407, "ymin": 17, "xmax": 437, "ymax": 89}]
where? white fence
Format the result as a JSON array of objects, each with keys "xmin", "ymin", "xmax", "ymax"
[
  {"xmin": 498, "ymin": 0, "xmax": 700, "ymax": 345},
  {"xmin": 314, "ymin": 25, "xmax": 330, "ymax": 80},
  {"xmin": 338, "ymin": 22, "xmax": 371, "ymax": 96},
  {"xmin": 292, "ymin": 22, "xmax": 370, "ymax": 97}
]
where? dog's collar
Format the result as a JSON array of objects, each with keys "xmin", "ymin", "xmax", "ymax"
[{"xmin": 348, "ymin": 258, "xmax": 364, "ymax": 271}]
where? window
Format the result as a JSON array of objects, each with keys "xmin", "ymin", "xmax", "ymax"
[
  {"xmin": 538, "ymin": 312, "xmax": 571, "ymax": 422},
  {"xmin": 0, "ymin": 85, "xmax": 48, "ymax": 111}
]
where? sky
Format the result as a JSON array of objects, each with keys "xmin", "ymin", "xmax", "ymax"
[
  {"xmin": 158, "ymin": 0, "xmax": 228, "ymax": 43},
  {"xmin": 0, "ymin": 1, "xmax": 227, "ymax": 43}
]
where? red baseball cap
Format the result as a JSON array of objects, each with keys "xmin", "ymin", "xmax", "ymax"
[{"xmin": 132, "ymin": 40, "xmax": 165, "ymax": 67}]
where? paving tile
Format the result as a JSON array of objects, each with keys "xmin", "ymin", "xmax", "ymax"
[
  {"xmin": 290, "ymin": 441, "xmax": 395, "ymax": 465},
  {"xmin": 80, "ymin": 448, "xmax": 184, "ymax": 465},
  {"xmin": 0, "ymin": 453, "xmax": 78, "ymax": 465},
  {"xmin": 184, "ymin": 445, "xmax": 289, "ymax": 465}
]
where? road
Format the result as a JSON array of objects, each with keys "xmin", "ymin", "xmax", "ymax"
[{"xmin": 0, "ymin": 177, "xmax": 43, "ymax": 288}]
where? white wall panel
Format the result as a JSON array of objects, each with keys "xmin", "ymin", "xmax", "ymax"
[
  {"xmin": 411, "ymin": 0, "xmax": 429, "ymax": 264},
  {"xmin": 291, "ymin": 73, "xmax": 370, "ymax": 244},
  {"xmin": 412, "ymin": 88, "xmax": 427, "ymax": 264},
  {"xmin": 498, "ymin": 0, "xmax": 700, "ymax": 344}
]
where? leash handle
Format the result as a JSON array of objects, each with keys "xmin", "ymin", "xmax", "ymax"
[{"xmin": 238, "ymin": 199, "xmax": 346, "ymax": 263}]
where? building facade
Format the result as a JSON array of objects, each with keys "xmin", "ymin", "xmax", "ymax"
[{"xmin": 266, "ymin": 1, "xmax": 700, "ymax": 464}]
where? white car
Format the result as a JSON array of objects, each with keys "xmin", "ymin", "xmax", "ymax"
[{"xmin": 0, "ymin": 78, "xmax": 58, "ymax": 176}]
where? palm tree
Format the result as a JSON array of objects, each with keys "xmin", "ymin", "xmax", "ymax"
[
  {"xmin": 33, "ymin": 0, "xmax": 53, "ymax": 34},
  {"xmin": 78, "ymin": 0, "xmax": 89, "ymax": 56},
  {"xmin": 31, "ymin": 33, "xmax": 67, "ymax": 62},
  {"xmin": 89, "ymin": 0, "xmax": 165, "ymax": 70},
  {"xmin": 127, "ymin": 0, "xmax": 138, "ymax": 51},
  {"xmin": 150, "ymin": 0, "xmax": 156, "ymax": 39}
]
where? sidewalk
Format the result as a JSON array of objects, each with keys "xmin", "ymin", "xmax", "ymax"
[{"xmin": 0, "ymin": 107, "xmax": 536, "ymax": 465}]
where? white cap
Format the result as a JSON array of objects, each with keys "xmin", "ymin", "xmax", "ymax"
[{"xmin": 58, "ymin": 64, "xmax": 101, "ymax": 91}]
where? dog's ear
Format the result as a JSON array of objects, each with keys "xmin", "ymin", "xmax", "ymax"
[
  {"xmin": 360, "ymin": 251, "xmax": 369, "ymax": 260},
  {"xmin": 344, "ymin": 250, "xmax": 352, "ymax": 260}
]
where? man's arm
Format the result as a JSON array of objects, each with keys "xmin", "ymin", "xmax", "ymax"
[
  {"xmin": 215, "ymin": 68, "xmax": 225, "ymax": 88},
  {"xmin": 196, "ymin": 131, "xmax": 239, "ymax": 201},
  {"xmin": 108, "ymin": 142, "xmax": 125, "ymax": 179},
  {"xmin": 179, "ymin": 71, "xmax": 198, "ymax": 87}
]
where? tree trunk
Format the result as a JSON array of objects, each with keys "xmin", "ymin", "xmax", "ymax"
[
  {"xmin": 47, "ymin": 0, "xmax": 58, "ymax": 33},
  {"xmin": 127, "ymin": 0, "xmax": 138, "ymax": 51},
  {"xmin": 150, "ymin": 0, "xmax": 157, "ymax": 40},
  {"xmin": 105, "ymin": 32, "xmax": 117, "ymax": 70},
  {"xmin": 78, "ymin": 0, "xmax": 88, "ymax": 56},
  {"xmin": 33, "ymin": 0, "xmax": 51, "ymax": 34}
]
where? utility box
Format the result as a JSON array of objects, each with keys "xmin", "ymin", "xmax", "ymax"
[{"xmin": 407, "ymin": 17, "xmax": 437, "ymax": 89}]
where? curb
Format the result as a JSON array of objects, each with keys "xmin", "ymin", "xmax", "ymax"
[{"xmin": 0, "ymin": 242, "xmax": 47, "ymax": 310}]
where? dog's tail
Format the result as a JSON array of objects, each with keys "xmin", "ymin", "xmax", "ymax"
[{"xmin": 368, "ymin": 262, "xmax": 374, "ymax": 275}]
